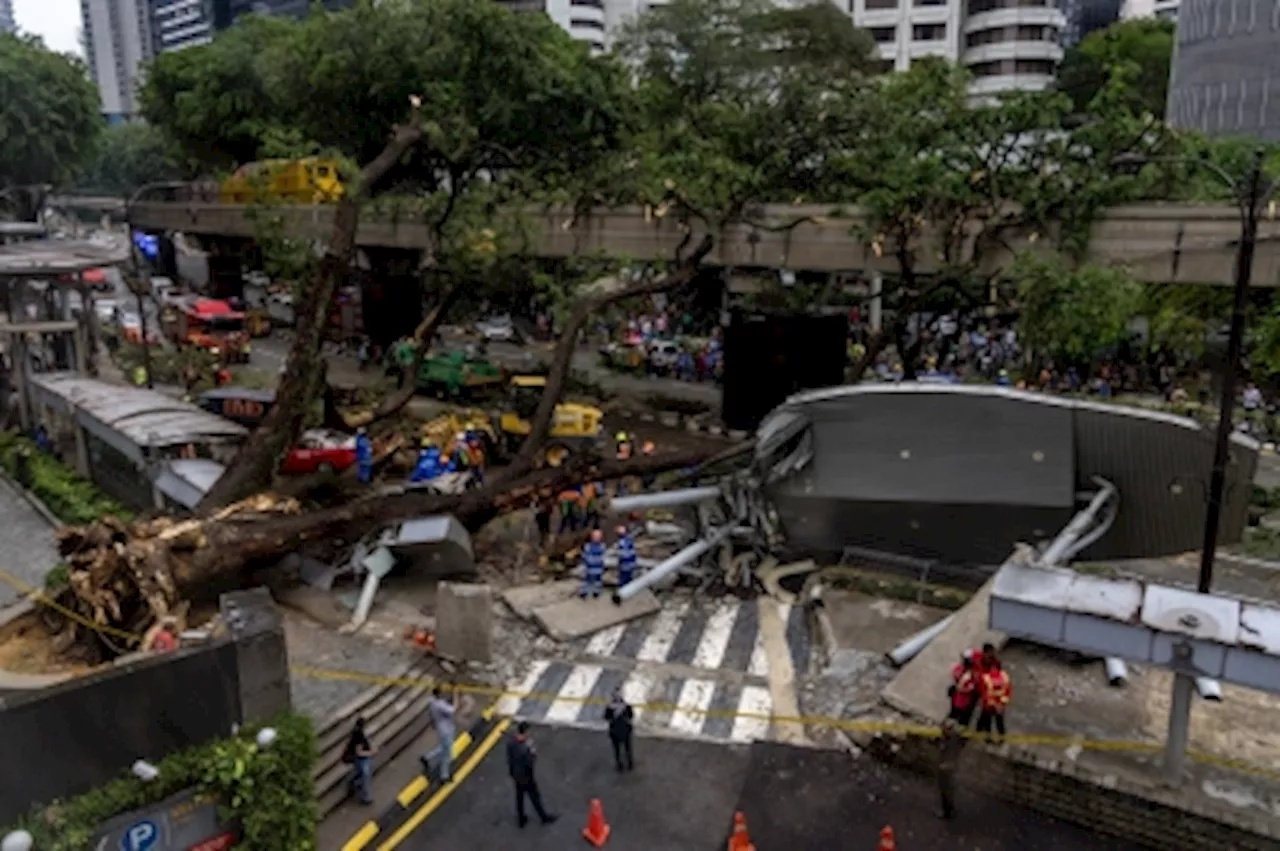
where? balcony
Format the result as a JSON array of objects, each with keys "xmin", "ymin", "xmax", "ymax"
[
  {"xmin": 964, "ymin": 5, "xmax": 1065, "ymax": 32},
  {"xmin": 963, "ymin": 40, "xmax": 1063, "ymax": 64},
  {"xmin": 967, "ymin": 72, "xmax": 1056, "ymax": 97}
]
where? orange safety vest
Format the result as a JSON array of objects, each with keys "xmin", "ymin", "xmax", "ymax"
[
  {"xmin": 951, "ymin": 670, "xmax": 977, "ymax": 711},
  {"xmin": 980, "ymin": 670, "xmax": 1011, "ymax": 710}
]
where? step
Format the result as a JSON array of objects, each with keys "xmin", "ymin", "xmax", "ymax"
[
  {"xmin": 313, "ymin": 656, "xmax": 420, "ymax": 754},
  {"xmin": 312, "ymin": 657, "xmax": 434, "ymax": 779},
  {"xmin": 315, "ymin": 688, "xmax": 438, "ymax": 818}
]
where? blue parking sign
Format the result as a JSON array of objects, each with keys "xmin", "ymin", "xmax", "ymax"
[{"xmin": 120, "ymin": 819, "xmax": 159, "ymax": 851}]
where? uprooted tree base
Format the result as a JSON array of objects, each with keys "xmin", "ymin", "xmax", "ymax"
[{"xmin": 48, "ymin": 447, "xmax": 716, "ymax": 658}]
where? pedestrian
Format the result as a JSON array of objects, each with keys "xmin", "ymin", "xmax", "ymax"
[
  {"xmin": 937, "ymin": 718, "xmax": 965, "ymax": 819},
  {"xmin": 947, "ymin": 655, "xmax": 978, "ymax": 727},
  {"xmin": 603, "ymin": 687, "xmax": 635, "ymax": 772},
  {"xmin": 580, "ymin": 528, "xmax": 606, "ymax": 599},
  {"xmin": 355, "ymin": 427, "xmax": 373, "ymax": 484},
  {"xmin": 558, "ymin": 487, "xmax": 581, "ymax": 533},
  {"xmin": 506, "ymin": 721, "xmax": 558, "ymax": 828},
  {"xmin": 533, "ymin": 498, "xmax": 553, "ymax": 543},
  {"xmin": 615, "ymin": 525, "xmax": 637, "ymax": 588},
  {"xmin": 976, "ymin": 657, "xmax": 1012, "ymax": 741},
  {"xmin": 422, "ymin": 685, "xmax": 458, "ymax": 783},
  {"xmin": 344, "ymin": 717, "xmax": 376, "ymax": 805}
]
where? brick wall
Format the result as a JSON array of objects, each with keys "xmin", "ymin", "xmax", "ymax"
[{"xmin": 857, "ymin": 732, "xmax": 1280, "ymax": 851}]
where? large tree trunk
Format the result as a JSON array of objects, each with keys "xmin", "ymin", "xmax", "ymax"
[
  {"xmin": 56, "ymin": 447, "xmax": 709, "ymax": 652},
  {"xmin": 198, "ymin": 110, "xmax": 429, "ymax": 511}
]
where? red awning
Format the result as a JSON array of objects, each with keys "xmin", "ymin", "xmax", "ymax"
[{"xmin": 82, "ymin": 268, "xmax": 106, "ymax": 283}]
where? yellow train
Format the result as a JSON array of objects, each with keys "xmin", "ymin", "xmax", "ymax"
[{"xmin": 218, "ymin": 157, "xmax": 345, "ymax": 204}]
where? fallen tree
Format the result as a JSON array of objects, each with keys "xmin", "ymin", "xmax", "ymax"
[{"xmin": 52, "ymin": 447, "xmax": 710, "ymax": 656}]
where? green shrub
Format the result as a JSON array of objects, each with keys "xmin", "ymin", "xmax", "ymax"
[
  {"xmin": 5, "ymin": 711, "xmax": 317, "ymax": 851},
  {"xmin": 0, "ymin": 431, "xmax": 133, "ymax": 525}
]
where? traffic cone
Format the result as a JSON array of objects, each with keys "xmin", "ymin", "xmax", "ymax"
[
  {"xmin": 727, "ymin": 811, "xmax": 756, "ymax": 851},
  {"xmin": 583, "ymin": 798, "xmax": 611, "ymax": 847},
  {"xmin": 878, "ymin": 825, "xmax": 896, "ymax": 850}
]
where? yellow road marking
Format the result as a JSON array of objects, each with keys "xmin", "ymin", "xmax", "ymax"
[
  {"xmin": 341, "ymin": 821, "xmax": 379, "ymax": 851},
  {"xmin": 395, "ymin": 776, "xmax": 428, "ymax": 808},
  {"xmin": 376, "ymin": 719, "xmax": 512, "ymax": 851}
]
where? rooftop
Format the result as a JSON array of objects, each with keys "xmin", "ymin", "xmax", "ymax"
[{"xmin": 0, "ymin": 239, "xmax": 128, "ymax": 277}]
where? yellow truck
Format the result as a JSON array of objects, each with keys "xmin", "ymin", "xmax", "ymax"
[{"xmin": 219, "ymin": 158, "xmax": 345, "ymax": 204}]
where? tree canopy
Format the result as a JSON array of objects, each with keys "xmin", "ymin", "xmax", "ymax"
[
  {"xmin": 75, "ymin": 122, "xmax": 186, "ymax": 196},
  {"xmin": 1056, "ymin": 18, "xmax": 1174, "ymax": 119},
  {"xmin": 0, "ymin": 33, "xmax": 101, "ymax": 206}
]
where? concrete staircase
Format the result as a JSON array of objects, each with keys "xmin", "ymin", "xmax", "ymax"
[{"xmin": 312, "ymin": 656, "xmax": 438, "ymax": 819}]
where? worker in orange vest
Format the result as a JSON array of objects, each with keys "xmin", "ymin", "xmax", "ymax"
[
  {"xmin": 947, "ymin": 655, "xmax": 978, "ymax": 728},
  {"xmin": 976, "ymin": 657, "xmax": 1012, "ymax": 741}
]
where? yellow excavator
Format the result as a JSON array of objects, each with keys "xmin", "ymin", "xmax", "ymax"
[{"xmin": 419, "ymin": 375, "xmax": 603, "ymax": 467}]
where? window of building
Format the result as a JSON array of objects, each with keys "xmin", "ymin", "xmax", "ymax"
[
  {"xmin": 873, "ymin": 58, "xmax": 896, "ymax": 73},
  {"xmin": 571, "ymin": 0, "xmax": 604, "ymax": 8},
  {"xmin": 913, "ymin": 23, "xmax": 946, "ymax": 40},
  {"xmin": 914, "ymin": 0, "xmax": 948, "ymax": 5},
  {"xmin": 1014, "ymin": 59, "xmax": 1054, "ymax": 74},
  {"xmin": 870, "ymin": 25, "xmax": 897, "ymax": 42},
  {"xmin": 1016, "ymin": 24, "xmax": 1052, "ymax": 40},
  {"xmin": 865, "ymin": 0, "xmax": 899, "ymax": 9}
]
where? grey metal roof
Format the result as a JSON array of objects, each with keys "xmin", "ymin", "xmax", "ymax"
[
  {"xmin": 154, "ymin": 459, "xmax": 226, "ymax": 509},
  {"xmin": 0, "ymin": 223, "xmax": 47, "ymax": 237},
  {"xmin": 29, "ymin": 373, "xmax": 247, "ymax": 448},
  {"xmin": 0, "ymin": 239, "xmax": 128, "ymax": 277}
]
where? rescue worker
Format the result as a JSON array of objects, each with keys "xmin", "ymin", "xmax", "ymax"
[
  {"xmin": 936, "ymin": 718, "xmax": 965, "ymax": 819},
  {"xmin": 452, "ymin": 432, "xmax": 472, "ymax": 472},
  {"xmin": 615, "ymin": 431, "xmax": 632, "ymax": 460},
  {"xmin": 581, "ymin": 481, "xmax": 601, "ymax": 530},
  {"xmin": 558, "ymin": 486, "xmax": 581, "ymax": 533},
  {"xmin": 580, "ymin": 528, "xmax": 606, "ymax": 598},
  {"xmin": 355, "ymin": 427, "xmax": 374, "ymax": 484},
  {"xmin": 466, "ymin": 429, "xmax": 486, "ymax": 485},
  {"xmin": 640, "ymin": 440, "xmax": 657, "ymax": 490},
  {"xmin": 976, "ymin": 657, "xmax": 1012, "ymax": 741},
  {"xmin": 409, "ymin": 440, "xmax": 443, "ymax": 483},
  {"xmin": 947, "ymin": 655, "xmax": 978, "ymax": 727},
  {"xmin": 616, "ymin": 525, "xmax": 638, "ymax": 588}
]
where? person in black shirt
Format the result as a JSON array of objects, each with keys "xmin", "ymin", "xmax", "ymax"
[
  {"xmin": 343, "ymin": 716, "xmax": 376, "ymax": 805},
  {"xmin": 603, "ymin": 688, "xmax": 635, "ymax": 772},
  {"xmin": 506, "ymin": 721, "xmax": 558, "ymax": 828}
]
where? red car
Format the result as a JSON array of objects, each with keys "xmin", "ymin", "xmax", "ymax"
[{"xmin": 280, "ymin": 429, "xmax": 357, "ymax": 475}]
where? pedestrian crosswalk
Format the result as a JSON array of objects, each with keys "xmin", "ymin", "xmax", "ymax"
[{"xmin": 496, "ymin": 597, "xmax": 810, "ymax": 744}]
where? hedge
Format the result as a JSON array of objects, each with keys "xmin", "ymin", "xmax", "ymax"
[
  {"xmin": 0, "ymin": 430, "xmax": 133, "ymax": 526},
  {"xmin": 4, "ymin": 711, "xmax": 318, "ymax": 851}
]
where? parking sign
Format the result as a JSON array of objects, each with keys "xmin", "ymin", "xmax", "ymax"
[{"xmin": 120, "ymin": 819, "xmax": 159, "ymax": 851}]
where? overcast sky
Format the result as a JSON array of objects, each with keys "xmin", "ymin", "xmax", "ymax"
[{"xmin": 15, "ymin": 0, "xmax": 83, "ymax": 58}]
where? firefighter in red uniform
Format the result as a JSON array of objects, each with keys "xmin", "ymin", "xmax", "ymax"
[
  {"xmin": 977, "ymin": 657, "xmax": 1012, "ymax": 741},
  {"xmin": 947, "ymin": 655, "xmax": 979, "ymax": 728}
]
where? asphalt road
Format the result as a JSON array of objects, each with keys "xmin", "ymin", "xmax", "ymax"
[{"xmin": 386, "ymin": 726, "xmax": 1144, "ymax": 851}]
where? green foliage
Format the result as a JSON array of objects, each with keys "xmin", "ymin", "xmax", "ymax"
[
  {"xmin": 1056, "ymin": 18, "xmax": 1175, "ymax": 119},
  {"xmin": 0, "ymin": 431, "xmax": 133, "ymax": 525},
  {"xmin": 6, "ymin": 712, "xmax": 317, "ymax": 851},
  {"xmin": 75, "ymin": 122, "xmax": 187, "ymax": 196},
  {"xmin": 0, "ymin": 33, "xmax": 101, "ymax": 191},
  {"xmin": 1009, "ymin": 252, "xmax": 1142, "ymax": 368}
]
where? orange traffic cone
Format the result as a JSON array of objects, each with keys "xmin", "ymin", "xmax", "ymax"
[
  {"xmin": 583, "ymin": 798, "xmax": 611, "ymax": 847},
  {"xmin": 727, "ymin": 811, "xmax": 756, "ymax": 851},
  {"xmin": 878, "ymin": 825, "xmax": 896, "ymax": 850}
]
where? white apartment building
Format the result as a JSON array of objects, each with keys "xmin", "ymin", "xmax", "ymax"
[
  {"xmin": 81, "ymin": 0, "xmax": 155, "ymax": 122},
  {"xmin": 151, "ymin": 0, "xmax": 214, "ymax": 52},
  {"xmin": 522, "ymin": 0, "xmax": 1066, "ymax": 96},
  {"xmin": 855, "ymin": 0, "xmax": 1066, "ymax": 97},
  {"xmin": 0, "ymin": 0, "xmax": 16, "ymax": 35},
  {"xmin": 1120, "ymin": 0, "xmax": 1178, "ymax": 20}
]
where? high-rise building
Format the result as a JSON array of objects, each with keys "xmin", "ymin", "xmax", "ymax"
[
  {"xmin": 81, "ymin": 0, "xmax": 155, "ymax": 122},
  {"xmin": 0, "ymin": 0, "xmax": 16, "ymax": 35},
  {"xmin": 858, "ymin": 0, "xmax": 1066, "ymax": 97},
  {"xmin": 151, "ymin": 0, "xmax": 215, "ymax": 52},
  {"xmin": 1059, "ymin": 0, "xmax": 1121, "ymax": 46},
  {"xmin": 1167, "ymin": 0, "xmax": 1280, "ymax": 141},
  {"xmin": 1120, "ymin": 0, "xmax": 1178, "ymax": 22}
]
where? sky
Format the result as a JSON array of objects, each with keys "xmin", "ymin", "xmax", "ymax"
[{"xmin": 15, "ymin": 0, "xmax": 83, "ymax": 57}]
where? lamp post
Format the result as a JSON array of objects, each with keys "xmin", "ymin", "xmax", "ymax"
[{"xmin": 1114, "ymin": 147, "xmax": 1278, "ymax": 785}]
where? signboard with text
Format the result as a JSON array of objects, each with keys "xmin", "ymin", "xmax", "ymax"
[{"xmin": 94, "ymin": 788, "xmax": 238, "ymax": 851}]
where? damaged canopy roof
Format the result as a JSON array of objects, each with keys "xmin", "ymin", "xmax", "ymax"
[
  {"xmin": 0, "ymin": 238, "xmax": 128, "ymax": 277},
  {"xmin": 755, "ymin": 383, "xmax": 1259, "ymax": 564}
]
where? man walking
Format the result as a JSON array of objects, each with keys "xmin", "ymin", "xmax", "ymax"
[
  {"xmin": 344, "ymin": 717, "xmax": 376, "ymax": 805},
  {"xmin": 976, "ymin": 657, "xmax": 1012, "ymax": 741},
  {"xmin": 603, "ymin": 687, "xmax": 635, "ymax": 772},
  {"xmin": 422, "ymin": 685, "xmax": 458, "ymax": 783},
  {"xmin": 937, "ymin": 718, "xmax": 966, "ymax": 819},
  {"xmin": 506, "ymin": 721, "xmax": 558, "ymax": 828}
]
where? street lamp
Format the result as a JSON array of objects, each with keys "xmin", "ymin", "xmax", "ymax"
[
  {"xmin": 1114, "ymin": 148, "xmax": 1277, "ymax": 592},
  {"xmin": 1114, "ymin": 147, "xmax": 1279, "ymax": 785}
]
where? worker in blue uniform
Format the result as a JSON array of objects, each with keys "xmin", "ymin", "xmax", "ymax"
[
  {"xmin": 580, "ymin": 528, "xmax": 606, "ymax": 599},
  {"xmin": 615, "ymin": 525, "xmax": 637, "ymax": 589},
  {"xmin": 355, "ymin": 427, "xmax": 374, "ymax": 484},
  {"xmin": 409, "ymin": 441, "xmax": 443, "ymax": 483}
]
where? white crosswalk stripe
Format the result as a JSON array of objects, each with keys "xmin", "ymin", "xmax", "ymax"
[{"xmin": 500, "ymin": 596, "xmax": 806, "ymax": 743}]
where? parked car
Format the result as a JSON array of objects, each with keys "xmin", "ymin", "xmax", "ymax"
[
  {"xmin": 476, "ymin": 314, "xmax": 521, "ymax": 343},
  {"xmin": 280, "ymin": 429, "xmax": 358, "ymax": 475}
]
